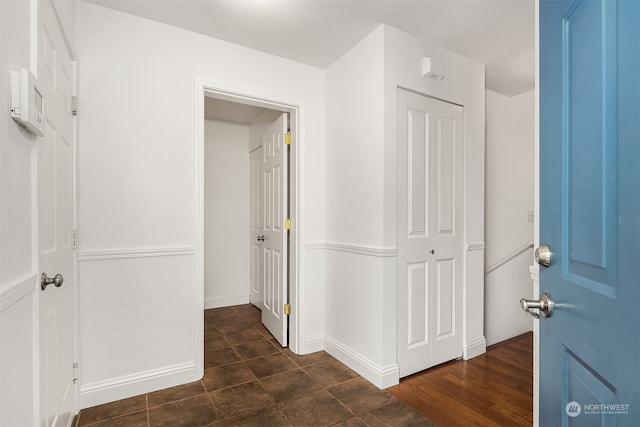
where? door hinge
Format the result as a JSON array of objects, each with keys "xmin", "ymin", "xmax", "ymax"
[
  {"xmin": 73, "ymin": 363, "xmax": 79, "ymax": 384},
  {"xmin": 73, "ymin": 230, "xmax": 78, "ymax": 249},
  {"xmin": 284, "ymin": 218, "xmax": 292, "ymax": 230},
  {"xmin": 284, "ymin": 132, "xmax": 291, "ymax": 145},
  {"xmin": 284, "ymin": 303, "xmax": 291, "ymax": 316},
  {"xmin": 71, "ymin": 96, "xmax": 78, "ymax": 116}
]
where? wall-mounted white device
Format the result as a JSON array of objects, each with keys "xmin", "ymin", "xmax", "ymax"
[{"xmin": 10, "ymin": 68, "xmax": 45, "ymax": 136}]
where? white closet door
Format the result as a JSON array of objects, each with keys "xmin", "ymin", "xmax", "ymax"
[{"xmin": 397, "ymin": 88, "xmax": 464, "ymax": 377}]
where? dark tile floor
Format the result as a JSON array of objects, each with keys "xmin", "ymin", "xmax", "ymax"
[{"xmin": 75, "ymin": 304, "xmax": 435, "ymax": 427}]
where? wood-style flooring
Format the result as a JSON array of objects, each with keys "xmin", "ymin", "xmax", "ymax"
[{"xmin": 388, "ymin": 332, "xmax": 534, "ymax": 427}]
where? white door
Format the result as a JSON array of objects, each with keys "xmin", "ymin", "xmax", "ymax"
[
  {"xmin": 249, "ymin": 146, "xmax": 263, "ymax": 309},
  {"xmin": 396, "ymin": 88, "xmax": 464, "ymax": 377},
  {"xmin": 261, "ymin": 113, "xmax": 289, "ymax": 347},
  {"xmin": 36, "ymin": 0, "xmax": 77, "ymax": 425}
]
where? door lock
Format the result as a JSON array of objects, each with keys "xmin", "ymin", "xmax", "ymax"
[
  {"xmin": 520, "ymin": 292, "xmax": 554, "ymax": 319},
  {"xmin": 535, "ymin": 244, "xmax": 552, "ymax": 267},
  {"xmin": 41, "ymin": 272, "xmax": 64, "ymax": 291}
]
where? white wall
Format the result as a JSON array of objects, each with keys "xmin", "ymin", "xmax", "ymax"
[
  {"xmin": 383, "ymin": 25, "xmax": 487, "ymax": 365},
  {"xmin": 76, "ymin": 0, "xmax": 325, "ymax": 407},
  {"xmin": 324, "ymin": 25, "xmax": 486, "ymax": 388},
  {"xmin": 204, "ymin": 119, "xmax": 250, "ymax": 308},
  {"xmin": 484, "ymin": 89, "xmax": 535, "ymax": 345},
  {"xmin": 324, "ymin": 26, "xmax": 386, "ymax": 382},
  {"xmin": 0, "ymin": 0, "xmax": 39, "ymax": 424}
]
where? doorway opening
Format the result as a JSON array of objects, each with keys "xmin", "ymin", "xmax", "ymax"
[{"xmin": 196, "ymin": 84, "xmax": 300, "ymax": 356}]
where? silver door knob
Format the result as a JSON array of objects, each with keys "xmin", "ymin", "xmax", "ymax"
[
  {"xmin": 535, "ymin": 244, "xmax": 552, "ymax": 267},
  {"xmin": 41, "ymin": 272, "xmax": 64, "ymax": 291},
  {"xmin": 520, "ymin": 292, "xmax": 554, "ymax": 318},
  {"xmin": 257, "ymin": 235, "xmax": 265, "ymax": 242}
]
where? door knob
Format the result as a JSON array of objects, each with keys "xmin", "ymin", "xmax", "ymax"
[
  {"xmin": 41, "ymin": 272, "xmax": 64, "ymax": 291},
  {"xmin": 257, "ymin": 235, "xmax": 265, "ymax": 242},
  {"xmin": 535, "ymin": 244, "xmax": 552, "ymax": 267},
  {"xmin": 520, "ymin": 292, "xmax": 554, "ymax": 319}
]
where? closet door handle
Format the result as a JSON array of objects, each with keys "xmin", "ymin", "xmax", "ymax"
[{"xmin": 257, "ymin": 235, "xmax": 265, "ymax": 242}]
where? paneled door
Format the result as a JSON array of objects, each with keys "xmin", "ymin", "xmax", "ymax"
[
  {"xmin": 249, "ymin": 146, "xmax": 263, "ymax": 309},
  {"xmin": 36, "ymin": 0, "xmax": 78, "ymax": 425},
  {"xmin": 261, "ymin": 113, "xmax": 289, "ymax": 347},
  {"xmin": 537, "ymin": 0, "xmax": 639, "ymax": 424},
  {"xmin": 396, "ymin": 88, "xmax": 464, "ymax": 377}
]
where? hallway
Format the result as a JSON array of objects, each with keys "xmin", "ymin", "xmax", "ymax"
[{"xmin": 74, "ymin": 305, "xmax": 434, "ymax": 426}]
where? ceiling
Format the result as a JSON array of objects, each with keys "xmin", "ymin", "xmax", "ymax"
[
  {"xmin": 204, "ymin": 97, "xmax": 267, "ymax": 124},
  {"xmin": 86, "ymin": 0, "xmax": 535, "ymax": 97}
]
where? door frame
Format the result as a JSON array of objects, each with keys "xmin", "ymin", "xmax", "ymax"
[
  {"xmin": 532, "ymin": 1, "xmax": 541, "ymax": 425},
  {"xmin": 194, "ymin": 78, "xmax": 300, "ymax": 356}
]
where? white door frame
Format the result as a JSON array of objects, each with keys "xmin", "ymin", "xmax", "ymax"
[{"xmin": 194, "ymin": 79, "xmax": 300, "ymax": 355}]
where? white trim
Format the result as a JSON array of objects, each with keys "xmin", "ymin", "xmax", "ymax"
[
  {"xmin": 529, "ymin": 264, "xmax": 540, "ymax": 283},
  {"xmin": 324, "ymin": 336, "xmax": 400, "ymax": 389},
  {"xmin": 303, "ymin": 335, "xmax": 324, "ymax": 354},
  {"xmin": 195, "ymin": 77, "xmax": 302, "ymax": 355},
  {"xmin": 79, "ymin": 362, "xmax": 195, "ymax": 409},
  {"xmin": 308, "ymin": 241, "xmax": 397, "ymax": 258},
  {"xmin": 465, "ymin": 242, "xmax": 485, "ymax": 252},
  {"xmin": 77, "ymin": 247, "xmax": 196, "ymax": 261},
  {"xmin": 204, "ymin": 295, "xmax": 249, "ymax": 309},
  {"xmin": 463, "ymin": 336, "xmax": 487, "ymax": 360},
  {"xmin": 305, "ymin": 241, "xmax": 325, "ymax": 251},
  {"xmin": 0, "ymin": 273, "xmax": 37, "ymax": 312}
]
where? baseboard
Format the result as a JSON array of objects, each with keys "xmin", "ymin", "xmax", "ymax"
[
  {"xmin": 463, "ymin": 336, "xmax": 487, "ymax": 359},
  {"xmin": 323, "ymin": 336, "xmax": 399, "ymax": 389},
  {"xmin": 79, "ymin": 362, "xmax": 197, "ymax": 409},
  {"xmin": 302, "ymin": 334, "xmax": 324, "ymax": 354},
  {"xmin": 204, "ymin": 295, "xmax": 249, "ymax": 309}
]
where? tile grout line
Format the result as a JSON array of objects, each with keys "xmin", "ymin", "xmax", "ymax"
[{"xmin": 145, "ymin": 393, "xmax": 150, "ymax": 427}]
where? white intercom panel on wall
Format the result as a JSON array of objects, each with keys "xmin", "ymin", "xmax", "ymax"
[{"xmin": 10, "ymin": 68, "xmax": 45, "ymax": 137}]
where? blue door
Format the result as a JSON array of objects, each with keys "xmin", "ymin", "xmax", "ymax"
[{"xmin": 539, "ymin": 0, "xmax": 639, "ymax": 425}]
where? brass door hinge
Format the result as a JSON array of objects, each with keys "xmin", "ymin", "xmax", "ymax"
[
  {"xmin": 284, "ymin": 303, "xmax": 291, "ymax": 315},
  {"xmin": 284, "ymin": 132, "xmax": 291, "ymax": 145},
  {"xmin": 284, "ymin": 218, "xmax": 292, "ymax": 230}
]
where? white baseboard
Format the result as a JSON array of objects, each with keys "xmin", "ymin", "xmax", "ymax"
[
  {"xmin": 463, "ymin": 336, "xmax": 487, "ymax": 359},
  {"xmin": 204, "ymin": 295, "xmax": 249, "ymax": 309},
  {"xmin": 79, "ymin": 362, "xmax": 198, "ymax": 409},
  {"xmin": 302, "ymin": 335, "xmax": 324, "ymax": 354},
  {"xmin": 324, "ymin": 336, "xmax": 399, "ymax": 389}
]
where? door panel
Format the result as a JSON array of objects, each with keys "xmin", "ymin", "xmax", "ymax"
[
  {"xmin": 261, "ymin": 113, "xmax": 288, "ymax": 347},
  {"xmin": 249, "ymin": 147, "xmax": 263, "ymax": 308},
  {"xmin": 397, "ymin": 88, "xmax": 463, "ymax": 377},
  {"xmin": 37, "ymin": 0, "xmax": 77, "ymax": 425},
  {"xmin": 539, "ymin": 0, "xmax": 639, "ymax": 424},
  {"xmin": 407, "ymin": 262, "xmax": 429, "ymax": 350},
  {"xmin": 435, "ymin": 116, "xmax": 455, "ymax": 235}
]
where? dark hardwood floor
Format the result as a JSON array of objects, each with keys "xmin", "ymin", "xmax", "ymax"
[{"xmin": 388, "ymin": 332, "xmax": 533, "ymax": 427}]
